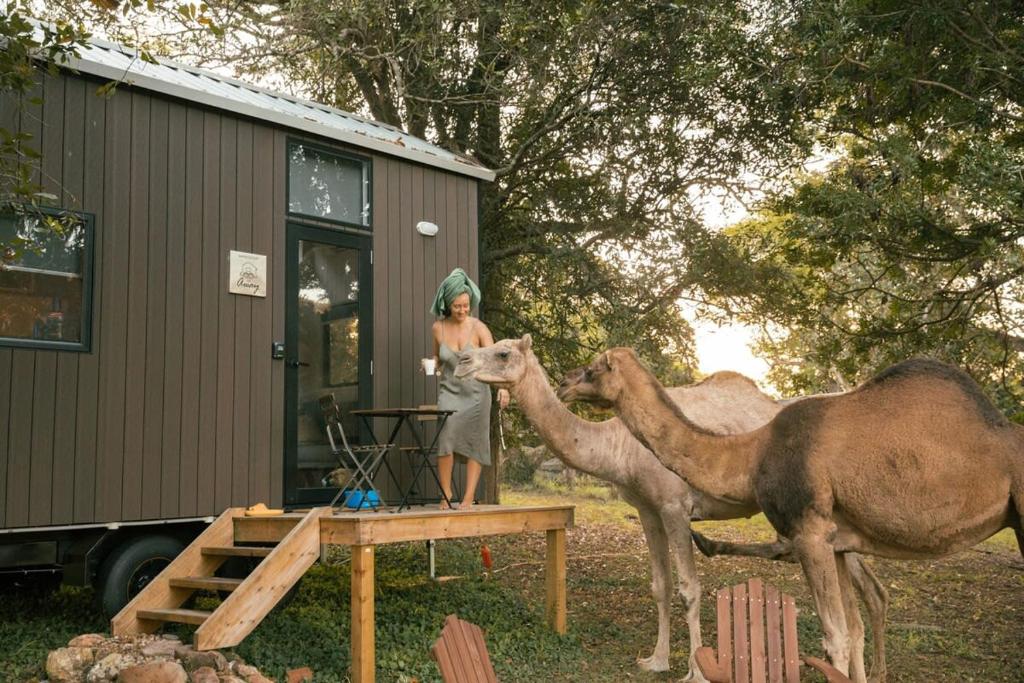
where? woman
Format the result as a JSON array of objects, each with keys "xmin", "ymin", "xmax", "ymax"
[{"xmin": 429, "ymin": 268, "xmax": 510, "ymax": 509}]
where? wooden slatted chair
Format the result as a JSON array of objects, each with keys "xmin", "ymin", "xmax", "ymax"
[
  {"xmin": 694, "ymin": 578, "xmax": 852, "ymax": 683},
  {"xmin": 431, "ymin": 614, "xmax": 499, "ymax": 683}
]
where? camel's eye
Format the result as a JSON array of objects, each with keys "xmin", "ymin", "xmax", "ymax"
[
  {"xmin": 498, "ymin": 351, "xmax": 510, "ymax": 360},
  {"xmin": 584, "ymin": 368, "xmax": 593, "ymax": 380}
]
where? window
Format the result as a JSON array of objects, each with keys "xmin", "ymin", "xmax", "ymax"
[
  {"xmin": 288, "ymin": 141, "xmax": 370, "ymax": 227},
  {"xmin": 0, "ymin": 207, "xmax": 94, "ymax": 350}
]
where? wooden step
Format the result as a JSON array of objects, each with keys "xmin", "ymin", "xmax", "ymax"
[
  {"xmin": 112, "ymin": 507, "xmax": 244, "ymax": 638},
  {"xmin": 169, "ymin": 576, "xmax": 244, "ymax": 592},
  {"xmin": 194, "ymin": 507, "xmax": 331, "ymax": 650},
  {"xmin": 138, "ymin": 608, "xmax": 211, "ymax": 625},
  {"xmin": 201, "ymin": 545, "xmax": 273, "ymax": 558},
  {"xmin": 233, "ymin": 514, "xmax": 302, "ymax": 543}
]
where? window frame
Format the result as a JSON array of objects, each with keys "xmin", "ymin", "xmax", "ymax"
[
  {"xmin": 285, "ymin": 138, "xmax": 373, "ymax": 231},
  {"xmin": 0, "ymin": 206, "xmax": 96, "ymax": 352}
]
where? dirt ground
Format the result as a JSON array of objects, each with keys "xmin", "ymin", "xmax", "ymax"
[{"xmin": 490, "ymin": 486, "xmax": 1024, "ymax": 682}]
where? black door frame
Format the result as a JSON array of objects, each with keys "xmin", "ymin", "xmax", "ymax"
[{"xmin": 283, "ymin": 221, "xmax": 373, "ymax": 506}]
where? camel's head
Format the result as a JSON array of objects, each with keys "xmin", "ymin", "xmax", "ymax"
[
  {"xmin": 556, "ymin": 347, "xmax": 634, "ymax": 408},
  {"xmin": 455, "ymin": 334, "xmax": 533, "ymax": 387}
]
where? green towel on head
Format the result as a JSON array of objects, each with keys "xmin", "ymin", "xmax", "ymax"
[{"xmin": 430, "ymin": 267, "xmax": 481, "ymax": 317}]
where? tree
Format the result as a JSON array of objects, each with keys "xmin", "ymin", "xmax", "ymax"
[
  {"xmin": 64, "ymin": 0, "xmax": 806, "ymax": 380},
  {"xmin": 690, "ymin": 0, "xmax": 1024, "ymax": 414}
]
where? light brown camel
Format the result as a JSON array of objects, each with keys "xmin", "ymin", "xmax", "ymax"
[
  {"xmin": 455, "ymin": 335, "xmax": 889, "ymax": 681},
  {"xmin": 559, "ymin": 348, "xmax": 1024, "ymax": 682}
]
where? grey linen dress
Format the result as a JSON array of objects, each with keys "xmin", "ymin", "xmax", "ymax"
[{"xmin": 437, "ymin": 342, "xmax": 492, "ymax": 465}]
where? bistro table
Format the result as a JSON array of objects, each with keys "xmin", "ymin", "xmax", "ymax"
[{"xmin": 350, "ymin": 407, "xmax": 455, "ymax": 511}]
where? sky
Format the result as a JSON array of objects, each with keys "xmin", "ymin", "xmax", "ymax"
[{"xmin": 687, "ymin": 313, "xmax": 771, "ymax": 385}]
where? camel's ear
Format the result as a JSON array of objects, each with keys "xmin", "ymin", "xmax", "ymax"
[
  {"xmin": 603, "ymin": 350, "xmax": 615, "ymax": 371},
  {"xmin": 520, "ymin": 333, "xmax": 533, "ymax": 351}
]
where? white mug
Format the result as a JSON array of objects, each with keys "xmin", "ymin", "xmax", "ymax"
[{"xmin": 421, "ymin": 357, "xmax": 437, "ymax": 376}]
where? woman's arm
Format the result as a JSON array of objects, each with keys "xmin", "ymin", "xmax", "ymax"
[{"xmin": 431, "ymin": 321, "xmax": 441, "ymax": 372}]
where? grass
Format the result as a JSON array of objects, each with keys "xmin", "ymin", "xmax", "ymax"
[{"xmin": 1, "ymin": 481, "xmax": 1021, "ymax": 682}]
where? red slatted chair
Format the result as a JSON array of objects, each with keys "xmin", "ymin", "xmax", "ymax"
[
  {"xmin": 431, "ymin": 614, "xmax": 499, "ymax": 683},
  {"xmin": 694, "ymin": 578, "xmax": 852, "ymax": 683}
]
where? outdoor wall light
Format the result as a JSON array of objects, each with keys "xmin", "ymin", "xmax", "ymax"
[{"xmin": 416, "ymin": 220, "xmax": 439, "ymax": 237}]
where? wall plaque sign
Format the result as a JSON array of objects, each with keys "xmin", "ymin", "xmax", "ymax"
[{"xmin": 228, "ymin": 250, "xmax": 267, "ymax": 297}]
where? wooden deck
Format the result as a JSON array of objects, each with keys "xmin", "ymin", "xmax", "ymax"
[{"xmin": 113, "ymin": 504, "xmax": 574, "ymax": 683}]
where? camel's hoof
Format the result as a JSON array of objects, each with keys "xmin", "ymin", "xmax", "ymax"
[
  {"xmin": 636, "ymin": 654, "xmax": 670, "ymax": 673},
  {"xmin": 690, "ymin": 530, "xmax": 715, "ymax": 557},
  {"xmin": 681, "ymin": 668, "xmax": 710, "ymax": 683}
]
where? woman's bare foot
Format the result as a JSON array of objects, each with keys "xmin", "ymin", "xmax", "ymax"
[{"xmin": 440, "ymin": 498, "xmax": 460, "ymax": 510}]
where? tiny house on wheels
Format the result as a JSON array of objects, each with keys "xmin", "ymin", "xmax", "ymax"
[{"xmin": 0, "ymin": 36, "xmax": 494, "ymax": 615}]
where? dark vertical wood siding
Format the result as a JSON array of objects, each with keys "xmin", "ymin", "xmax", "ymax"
[
  {"xmin": 1, "ymin": 68, "xmax": 484, "ymax": 529},
  {"xmin": 365, "ymin": 156, "xmax": 483, "ymax": 503},
  {"xmin": 73, "ymin": 76, "xmax": 106, "ymax": 524},
  {"xmin": 0, "ymin": 88, "xmax": 17, "ymax": 528}
]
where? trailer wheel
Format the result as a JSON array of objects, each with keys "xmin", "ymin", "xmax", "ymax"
[{"xmin": 96, "ymin": 535, "xmax": 184, "ymax": 618}]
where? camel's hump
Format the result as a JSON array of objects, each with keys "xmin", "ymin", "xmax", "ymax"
[
  {"xmin": 861, "ymin": 357, "xmax": 1008, "ymax": 427},
  {"xmin": 697, "ymin": 370, "xmax": 760, "ymax": 388}
]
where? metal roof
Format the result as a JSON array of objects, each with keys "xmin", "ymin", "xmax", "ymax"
[{"xmin": 58, "ymin": 35, "xmax": 495, "ymax": 182}]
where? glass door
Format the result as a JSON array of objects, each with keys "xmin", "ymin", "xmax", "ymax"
[{"xmin": 284, "ymin": 223, "xmax": 372, "ymax": 505}]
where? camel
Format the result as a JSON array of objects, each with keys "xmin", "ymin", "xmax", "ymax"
[
  {"xmin": 455, "ymin": 335, "xmax": 889, "ymax": 681},
  {"xmin": 559, "ymin": 348, "xmax": 1024, "ymax": 683}
]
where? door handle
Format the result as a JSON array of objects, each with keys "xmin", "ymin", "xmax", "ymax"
[{"xmin": 287, "ymin": 359, "xmax": 310, "ymax": 368}]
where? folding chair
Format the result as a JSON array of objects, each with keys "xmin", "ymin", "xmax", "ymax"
[
  {"xmin": 694, "ymin": 577, "xmax": 852, "ymax": 683},
  {"xmin": 319, "ymin": 394, "xmax": 394, "ymax": 508},
  {"xmin": 431, "ymin": 614, "xmax": 498, "ymax": 683}
]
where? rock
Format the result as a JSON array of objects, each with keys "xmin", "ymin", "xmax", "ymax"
[
  {"xmin": 161, "ymin": 634, "xmax": 181, "ymax": 642},
  {"xmin": 47, "ymin": 647, "xmax": 95, "ymax": 682},
  {"xmin": 141, "ymin": 639, "xmax": 181, "ymax": 658},
  {"xmin": 235, "ymin": 665, "xmax": 257, "ymax": 678},
  {"xmin": 88, "ymin": 653, "xmax": 136, "ymax": 682},
  {"xmin": 538, "ymin": 457, "xmax": 564, "ymax": 473},
  {"xmin": 286, "ymin": 667, "xmax": 313, "ymax": 683},
  {"xmin": 69, "ymin": 634, "xmax": 106, "ymax": 648},
  {"xmin": 117, "ymin": 661, "xmax": 188, "ymax": 683},
  {"xmin": 49, "ymin": 634, "xmax": 271, "ymax": 683},
  {"xmin": 178, "ymin": 650, "xmax": 227, "ymax": 673},
  {"xmin": 521, "ymin": 444, "xmax": 549, "ymax": 464},
  {"xmin": 188, "ymin": 667, "xmax": 219, "ymax": 683}
]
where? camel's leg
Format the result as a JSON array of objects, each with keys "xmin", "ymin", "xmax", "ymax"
[
  {"xmin": 662, "ymin": 507, "xmax": 708, "ymax": 683},
  {"xmin": 845, "ymin": 554, "xmax": 888, "ymax": 683},
  {"xmin": 794, "ymin": 530, "xmax": 851, "ymax": 676},
  {"xmin": 634, "ymin": 505, "xmax": 673, "ymax": 673},
  {"xmin": 691, "ymin": 529, "xmax": 793, "ymax": 561},
  {"xmin": 836, "ymin": 554, "xmax": 868, "ymax": 683},
  {"xmin": 1012, "ymin": 486, "xmax": 1024, "ymax": 560}
]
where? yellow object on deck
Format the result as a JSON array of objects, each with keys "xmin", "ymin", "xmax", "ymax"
[{"xmin": 244, "ymin": 503, "xmax": 284, "ymax": 517}]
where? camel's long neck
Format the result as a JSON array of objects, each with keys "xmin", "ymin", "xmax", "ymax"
[
  {"xmin": 512, "ymin": 357, "xmax": 626, "ymax": 481},
  {"xmin": 616, "ymin": 364, "xmax": 763, "ymax": 504}
]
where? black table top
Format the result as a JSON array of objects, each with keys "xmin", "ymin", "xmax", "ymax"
[{"xmin": 350, "ymin": 407, "xmax": 455, "ymax": 417}]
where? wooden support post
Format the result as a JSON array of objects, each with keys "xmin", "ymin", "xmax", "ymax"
[
  {"xmin": 545, "ymin": 528, "xmax": 567, "ymax": 634},
  {"xmin": 351, "ymin": 544, "xmax": 375, "ymax": 683}
]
